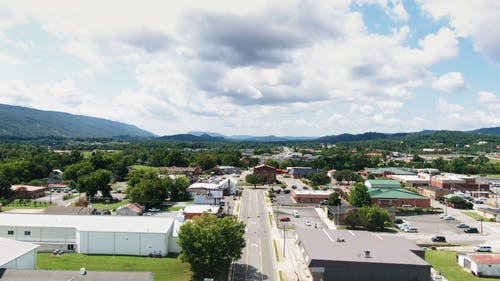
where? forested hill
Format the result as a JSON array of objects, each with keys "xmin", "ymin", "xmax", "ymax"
[{"xmin": 0, "ymin": 104, "xmax": 155, "ymax": 139}]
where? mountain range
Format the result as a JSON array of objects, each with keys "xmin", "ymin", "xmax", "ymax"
[
  {"xmin": 0, "ymin": 103, "xmax": 498, "ymax": 142},
  {"xmin": 0, "ymin": 104, "xmax": 154, "ymax": 139}
]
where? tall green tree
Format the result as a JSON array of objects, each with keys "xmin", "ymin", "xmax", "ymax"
[
  {"xmin": 245, "ymin": 173, "xmax": 265, "ymax": 188},
  {"xmin": 78, "ymin": 169, "xmax": 111, "ymax": 198},
  {"xmin": 328, "ymin": 190, "xmax": 343, "ymax": 206},
  {"xmin": 348, "ymin": 183, "xmax": 371, "ymax": 207},
  {"xmin": 0, "ymin": 174, "xmax": 13, "ymax": 199},
  {"xmin": 358, "ymin": 206, "xmax": 391, "ymax": 231},
  {"xmin": 178, "ymin": 213, "xmax": 246, "ymax": 280}
]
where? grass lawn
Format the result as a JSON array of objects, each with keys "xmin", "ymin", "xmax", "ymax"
[
  {"xmin": 130, "ymin": 165, "xmax": 159, "ymax": 171},
  {"xmin": 0, "ymin": 200, "xmax": 55, "ymax": 211},
  {"xmin": 426, "ymin": 250, "xmax": 486, "ymax": 281},
  {"xmin": 37, "ymin": 253, "xmax": 191, "ymax": 281},
  {"xmin": 89, "ymin": 200, "xmax": 129, "ymax": 211},
  {"xmin": 462, "ymin": 211, "xmax": 488, "ymax": 221}
]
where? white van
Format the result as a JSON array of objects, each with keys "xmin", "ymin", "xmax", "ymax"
[
  {"xmin": 474, "ymin": 244, "xmax": 492, "ymax": 252},
  {"xmin": 293, "ymin": 210, "xmax": 299, "ymax": 218}
]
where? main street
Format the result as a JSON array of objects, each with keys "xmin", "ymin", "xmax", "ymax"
[{"xmin": 232, "ymin": 188, "xmax": 275, "ymax": 281}]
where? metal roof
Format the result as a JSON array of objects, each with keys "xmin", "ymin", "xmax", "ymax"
[
  {"xmin": 0, "ymin": 238, "xmax": 39, "ymax": 267},
  {"xmin": 0, "ymin": 269, "xmax": 153, "ymax": 281},
  {"xmin": 296, "ymin": 228, "xmax": 428, "ymax": 266},
  {"xmin": 0, "ymin": 213, "xmax": 174, "ymax": 234},
  {"xmin": 368, "ymin": 188, "xmax": 428, "ymax": 199}
]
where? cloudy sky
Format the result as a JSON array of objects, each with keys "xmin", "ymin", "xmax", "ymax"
[{"xmin": 0, "ymin": 0, "xmax": 499, "ymax": 137}]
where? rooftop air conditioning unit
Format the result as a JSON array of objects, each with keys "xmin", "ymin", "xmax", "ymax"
[{"xmin": 363, "ymin": 250, "xmax": 371, "ymax": 258}]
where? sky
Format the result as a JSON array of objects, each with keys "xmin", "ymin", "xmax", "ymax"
[{"xmin": 0, "ymin": 0, "xmax": 499, "ymax": 137}]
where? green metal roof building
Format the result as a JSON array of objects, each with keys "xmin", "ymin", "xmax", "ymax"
[
  {"xmin": 368, "ymin": 188, "xmax": 431, "ymax": 208},
  {"xmin": 365, "ymin": 179, "xmax": 402, "ymax": 189}
]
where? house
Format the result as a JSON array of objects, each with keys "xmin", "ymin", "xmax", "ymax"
[
  {"xmin": 291, "ymin": 190, "xmax": 332, "ymax": 203},
  {"xmin": 253, "ymin": 164, "xmax": 276, "ymax": 183},
  {"xmin": 10, "ymin": 185, "xmax": 47, "ymax": 199},
  {"xmin": 287, "ymin": 167, "xmax": 323, "ymax": 179},
  {"xmin": 0, "ymin": 238, "xmax": 39, "ymax": 269},
  {"xmin": 364, "ymin": 179, "xmax": 401, "ymax": 189},
  {"xmin": 44, "ymin": 206, "xmax": 91, "ymax": 216},
  {"xmin": 0, "ymin": 213, "xmax": 178, "ymax": 256},
  {"xmin": 182, "ymin": 205, "xmax": 223, "ymax": 220},
  {"xmin": 368, "ymin": 188, "xmax": 431, "ymax": 208},
  {"xmin": 295, "ymin": 228, "xmax": 430, "ymax": 281},
  {"xmin": 115, "ymin": 203, "xmax": 145, "ymax": 216},
  {"xmin": 0, "ymin": 269, "xmax": 154, "ymax": 281},
  {"xmin": 457, "ymin": 253, "xmax": 500, "ymax": 277}
]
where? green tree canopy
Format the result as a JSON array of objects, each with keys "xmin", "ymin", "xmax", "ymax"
[
  {"xmin": 126, "ymin": 169, "xmax": 168, "ymax": 207},
  {"xmin": 358, "ymin": 206, "xmax": 391, "ymax": 231},
  {"xmin": 348, "ymin": 183, "xmax": 371, "ymax": 207},
  {"xmin": 328, "ymin": 190, "xmax": 343, "ymax": 206},
  {"xmin": 78, "ymin": 169, "xmax": 111, "ymax": 198},
  {"xmin": 245, "ymin": 173, "xmax": 265, "ymax": 188},
  {"xmin": 0, "ymin": 173, "xmax": 13, "ymax": 199},
  {"xmin": 178, "ymin": 213, "xmax": 246, "ymax": 280}
]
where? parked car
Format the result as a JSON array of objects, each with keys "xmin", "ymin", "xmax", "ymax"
[
  {"xmin": 443, "ymin": 215, "xmax": 455, "ymax": 220},
  {"xmin": 439, "ymin": 213, "xmax": 448, "ymax": 219},
  {"xmin": 474, "ymin": 244, "xmax": 492, "ymax": 252},
  {"xmin": 431, "ymin": 236, "xmax": 446, "ymax": 242},
  {"xmin": 456, "ymin": 223, "xmax": 469, "ymax": 228},
  {"xmin": 464, "ymin": 227, "xmax": 479, "ymax": 233},
  {"xmin": 305, "ymin": 219, "xmax": 312, "ymax": 226},
  {"xmin": 399, "ymin": 223, "xmax": 411, "ymax": 230},
  {"xmin": 279, "ymin": 216, "xmax": 290, "ymax": 222},
  {"xmin": 293, "ymin": 210, "xmax": 299, "ymax": 218},
  {"xmin": 394, "ymin": 218, "xmax": 404, "ymax": 225},
  {"xmin": 404, "ymin": 227, "xmax": 418, "ymax": 233},
  {"xmin": 148, "ymin": 208, "xmax": 160, "ymax": 212}
]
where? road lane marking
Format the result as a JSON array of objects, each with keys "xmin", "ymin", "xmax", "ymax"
[
  {"xmin": 259, "ymin": 238, "xmax": 263, "ymax": 281},
  {"xmin": 322, "ymin": 228, "xmax": 334, "ymax": 242}
]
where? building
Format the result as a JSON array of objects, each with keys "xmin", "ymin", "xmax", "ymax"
[
  {"xmin": 0, "ymin": 269, "xmax": 154, "ymax": 281},
  {"xmin": 187, "ymin": 178, "xmax": 237, "ymax": 204},
  {"xmin": 291, "ymin": 190, "xmax": 332, "ymax": 203},
  {"xmin": 287, "ymin": 167, "xmax": 323, "ymax": 179},
  {"xmin": 368, "ymin": 188, "xmax": 431, "ymax": 208},
  {"xmin": 477, "ymin": 207, "xmax": 500, "ymax": 222},
  {"xmin": 359, "ymin": 167, "xmax": 415, "ymax": 178},
  {"xmin": 0, "ymin": 213, "xmax": 178, "ymax": 256},
  {"xmin": 417, "ymin": 186, "xmax": 453, "ymax": 200},
  {"xmin": 43, "ymin": 206, "xmax": 92, "ymax": 216},
  {"xmin": 0, "ymin": 238, "xmax": 38, "ymax": 269},
  {"xmin": 161, "ymin": 166, "xmax": 202, "ymax": 181},
  {"xmin": 295, "ymin": 228, "xmax": 430, "ymax": 281},
  {"xmin": 253, "ymin": 164, "xmax": 276, "ymax": 183},
  {"xmin": 364, "ymin": 179, "xmax": 401, "ymax": 189},
  {"xmin": 430, "ymin": 173, "xmax": 490, "ymax": 194},
  {"xmin": 115, "ymin": 203, "xmax": 145, "ymax": 216},
  {"xmin": 182, "ymin": 205, "xmax": 222, "ymax": 220},
  {"xmin": 388, "ymin": 174, "xmax": 431, "ymax": 187},
  {"xmin": 457, "ymin": 253, "xmax": 500, "ymax": 277},
  {"xmin": 10, "ymin": 185, "xmax": 47, "ymax": 199}
]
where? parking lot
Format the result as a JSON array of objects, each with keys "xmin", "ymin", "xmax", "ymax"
[
  {"xmin": 275, "ymin": 206, "xmax": 324, "ymax": 230},
  {"xmin": 397, "ymin": 214, "xmax": 475, "ymax": 235}
]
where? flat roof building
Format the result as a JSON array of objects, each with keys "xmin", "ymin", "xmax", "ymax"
[
  {"xmin": 0, "ymin": 269, "xmax": 153, "ymax": 281},
  {"xmin": 0, "ymin": 238, "xmax": 39, "ymax": 270},
  {"xmin": 296, "ymin": 228, "xmax": 430, "ymax": 281}
]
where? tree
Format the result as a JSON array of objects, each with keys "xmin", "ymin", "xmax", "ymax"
[
  {"xmin": 170, "ymin": 176, "xmax": 190, "ymax": 201},
  {"xmin": 0, "ymin": 174, "xmax": 13, "ymax": 199},
  {"xmin": 344, "ymin": 209, "xmax": 362, "ymax": 228},
  {"xmin": 328, "ymin": 190, "xmax": 343, "ymax": 206},
  {"xmin": 307, "ymin": 173, "xmax": 330, "ymax": 186},
  {"xmin": 197, "ymin": 154, "xmax": 218, "ymax": 171},
  {"xmin": 178, "ymin": 213, "xmax": 246, "ymax": 280},
  {"xmin": 127, "ymin": 177, "xmax": 168, "ymax": 208},
  {"xmin": 78, "ymin": 169, "xmax": 111, "ymax": 198},
  {"xmin": 358, "ymin": 206, "xmax": 391, "ymax": 231},
  {"xmin": 348, "ymin": 183, "xmax": 371, "ymax": 207},
  {"xmin": 264, "ymin": 159, "xmax": 280, "ymax": 168},
  {"xmin": 245, "ymin": 173, "xmax": 265, "ymax": 188}
]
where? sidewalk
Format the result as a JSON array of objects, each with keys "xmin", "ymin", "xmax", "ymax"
[{"xmin": 314, "ymin": 207, "xmax": 337, "ymax": 229}]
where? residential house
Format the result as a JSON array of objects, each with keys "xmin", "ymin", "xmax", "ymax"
[{"xmin": 115, "ymin": 203, "xmax": 145, "ymax": 216}]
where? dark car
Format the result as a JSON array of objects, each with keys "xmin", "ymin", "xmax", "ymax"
[
  {"xmin": 431, "ymin": 236, "xmax": 446, "ymax": 242},
  {"xmin": 279, "ymin": 216, "xmax": 290, "ymax": 222},
  {"xmin": 465, "ymin": 227, "xmax": 479, "ymax": 233}
]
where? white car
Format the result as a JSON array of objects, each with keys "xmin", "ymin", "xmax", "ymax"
[
  {"xmin": 305, "ymin": 219, "xmax": 312, "ymax": 226},
  {"xmin": 399, "ymin": 223, "xmax": 411, "ymax": 230},
  {"xmin": 439, "ymin": 213, "xmax": 448, "ymax": 219},
  {"xmin": 404, "ymin": 227, "xmax": 418, "ymax": 233},
  {"xmin": 443, "ymin": 215, "xmax": 455, "ymax": 220},
  {"xmin": 474, "ymin": 244, "xmax": 492, "ymax": 252}
]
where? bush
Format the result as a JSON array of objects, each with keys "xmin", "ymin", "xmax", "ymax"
[{"xmin": 291, "ymin": 185, "xmax": 297, "ymax": 189}]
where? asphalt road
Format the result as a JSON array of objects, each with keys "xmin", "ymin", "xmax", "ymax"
[{"xmin": 232, "ymin": 189, "xmax": 275, "ymax": 281}]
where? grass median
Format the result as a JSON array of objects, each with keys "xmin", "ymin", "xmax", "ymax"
[{"xmin": 37, "ymin": 253, "xmax": 191, "ymax": 281}]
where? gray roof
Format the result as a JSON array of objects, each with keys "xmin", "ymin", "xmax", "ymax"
[
  {"xmin": 0, "ymin": 269, "xmax": 153, "ymax": 281},
  {"xmin": 0, "ymin": 238, "xmax": 39, "ymax": 267},
  {"xmin": 296, "ymin": 228, "xmax": 428, "ymax": 266}
]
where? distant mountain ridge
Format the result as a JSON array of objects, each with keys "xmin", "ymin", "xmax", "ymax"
[{"xmin": 0, "ymin": 104, "xmax": 155, "ymax": 138}]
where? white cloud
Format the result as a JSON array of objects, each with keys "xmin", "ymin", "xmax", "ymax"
[
  {"xmin": 432, "ymin": 72, "xmax": 465, "ymax": 92},
  {"xmin": 0, "ymin": 53, "xmax": 22, "ymax": 65},
  {"xmin": 418, "ymin": 0, "xmax": 500, "ymax": 60}
]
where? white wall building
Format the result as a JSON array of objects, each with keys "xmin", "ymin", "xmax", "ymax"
[
  {"xmin": 457, "ymin": 253, "xmax": 500, "ymax": 278},
  {"xmin": 0, "ymin": 214, "xmax": 178, "ymax": 256},
  {"xmin": 0, "ymin": 237, "xmax": 38, "ymax": 269}
]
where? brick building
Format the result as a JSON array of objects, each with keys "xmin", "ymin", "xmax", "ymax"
[{"xmin": 253, "ymin": 164, "xmax": 276, "ymax": 183}]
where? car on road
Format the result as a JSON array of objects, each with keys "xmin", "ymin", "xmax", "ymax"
[
  {"xmin": 443, "ymin": 215, "xmax": 455, "ymax": 220},
  {"xmin": 279, "ymin": 216, "xmax": 290, "ymax": 222},
  {"xmin": 305, "ymin": 219, "xmax": 311, "ymax": 226},
  {"xmin": 456, "ymin": 223, "xmax": 469, "ymax": 228},
  {"xmin": 474, "ymin": 244, "xmax": 492, "ymax": 252},
  {"xmin": 464, "ymin": 227, "xmax": 479, "ymax": 233},
  {"xmin": 148, "ymin": 208, "xmax": 160, "ymax": 212},
  {"xmin": 431, "ymin": 236, "xmax": 446, "ymax": 242},
  {"xmin": 439, "ymin": 213, "xmax": 448, "ymax": 219}
]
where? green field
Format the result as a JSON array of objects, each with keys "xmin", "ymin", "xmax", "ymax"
[
  {"xmin": 0, "ymin": 199, "xmax": 55, "ymax": 211},
  {"xmin": 130, "ymin": 165, "xmax": 159, "ymax": 171},
  {"xmin": 462, "ymin": 211, "xmax": 488, "ymax": 221},
  {"xmin": 37, "ymin": 253, "xmax": 191, "ymax": 281},
  {"xmin": 426, "ymin": 250, "xmax": 486, "ymax": 281}
]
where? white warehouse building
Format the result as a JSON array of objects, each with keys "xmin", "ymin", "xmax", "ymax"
[
  {"xmin": 0, "ymin": 237, "xmax": 38, "ymax": 269},
  {"xmin": 0, "ymin": 214, "xmax": 179, "ymax": 257}
]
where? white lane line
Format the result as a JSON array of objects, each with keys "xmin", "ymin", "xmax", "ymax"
[{"xmin": 322, "ymin": 228, "xmax": 334, "ymax": 242}]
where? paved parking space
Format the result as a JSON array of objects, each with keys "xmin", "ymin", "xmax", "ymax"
[
  {"xmin": 275, "ymin": 206, "xmax": 324, "ymax": 230},
  {"xmin": 397, "ymin": 214, "xmax": 470, "ymax": 235}
]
